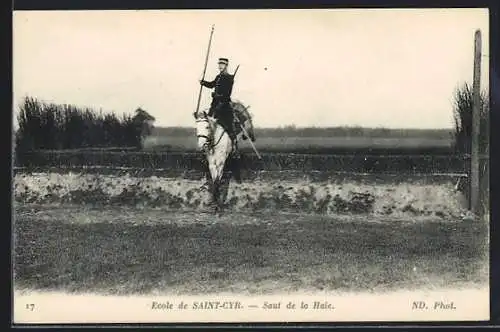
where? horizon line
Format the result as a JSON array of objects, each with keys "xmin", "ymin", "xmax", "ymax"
[{"xmin": 154, "ymin": 125, "xmax": 455, "ymax": 131}]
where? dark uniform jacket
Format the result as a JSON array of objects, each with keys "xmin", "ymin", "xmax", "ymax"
[
  {"xmin": 201, "ymin": 71, "xmax": 236, "ymax": 137},
  {"xmin": 201, "ymin": 71, "xmax": 234, "ymax": 102}
]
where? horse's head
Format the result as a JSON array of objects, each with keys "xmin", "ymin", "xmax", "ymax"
[{"xmin": 194, "ymin": 110, "xmax": 212, "ymax": 152}]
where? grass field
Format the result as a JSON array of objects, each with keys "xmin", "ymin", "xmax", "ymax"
[
  {"xmin": 15, "ymin": 149, "xmax": 466, "ymax": 174},
  {"xmin": 13, "ymin": 205, "xmax": 487, "ymax": 295},
  {"xmin": 143, "ymin": 135, "xmax": 454, "ymax": 153}
]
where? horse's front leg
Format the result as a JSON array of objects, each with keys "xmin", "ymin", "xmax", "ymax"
[{"xmin": 211, "ymin": 180, "xmax": 222, "ymax": 214}]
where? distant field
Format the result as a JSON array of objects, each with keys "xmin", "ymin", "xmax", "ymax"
[
  {"xmin": 152, "ymin": 126, "xmax": 453, "ymax": 140},
  {"xmin": 147, "ymin": 126, "xmax": 454, "ymax": 152},
  {"xmin": 143, "ymin": 135, "xmax": 454, "ymax": 153}
]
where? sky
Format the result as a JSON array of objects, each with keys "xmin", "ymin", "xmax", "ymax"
[{"xmin": 13, "ymin": 8, "xmax": 489, "ymax": 129}]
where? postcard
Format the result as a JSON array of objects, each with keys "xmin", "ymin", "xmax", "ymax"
[{"xmin": 12, "ymin": 8, "xmax": 490, "ymax": 324}]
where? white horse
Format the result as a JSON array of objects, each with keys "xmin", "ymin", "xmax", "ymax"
[{"xmin": 194, "ymin": 101, "xmax": 255, "ymax": 212}]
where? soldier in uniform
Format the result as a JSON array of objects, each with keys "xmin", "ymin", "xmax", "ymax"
[{"xmin": 199, "ymin": 57, "xmax": 239, "ymax": 156}]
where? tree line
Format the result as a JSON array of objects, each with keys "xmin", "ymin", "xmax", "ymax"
[{"xmin": 14, "ymin": 96, "xmax": 155, "ymax": 152}]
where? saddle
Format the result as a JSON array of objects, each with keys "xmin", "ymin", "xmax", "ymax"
[{"xmin": 212, "ymin": 106, "xmax": 240, "ymax": 139}]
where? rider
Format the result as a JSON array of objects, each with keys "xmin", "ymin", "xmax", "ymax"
[{"xmin": 199, "ymin": 57, "xmax": 239, "ymax": 156}]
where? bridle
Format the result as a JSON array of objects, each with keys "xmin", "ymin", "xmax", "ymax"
[{"xmin": 195, "ymin": 111, "xmax": 226, "ymax": 151}]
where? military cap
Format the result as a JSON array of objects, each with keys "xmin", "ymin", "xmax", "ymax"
[{"xmin": 218, "ymin": 58, "xmax": 229, "ymax": 65}]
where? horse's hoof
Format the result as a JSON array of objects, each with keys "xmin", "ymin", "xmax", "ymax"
[{"xmin": 212, "ymin": 204, "xmax": 224, "ymax": 215}]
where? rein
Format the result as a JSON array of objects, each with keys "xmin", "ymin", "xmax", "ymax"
[
  {"xmin": 211, "ymin": 127, "xmax": 226, "ymax": 148},
  {"xmin": 196, "ymin": 116, "xmax": 228, "ymax": 150}
]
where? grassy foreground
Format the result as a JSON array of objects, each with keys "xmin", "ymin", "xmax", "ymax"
[{"xmin": 13, "ymin": 205, "xmax": 488, "ymax": 295}]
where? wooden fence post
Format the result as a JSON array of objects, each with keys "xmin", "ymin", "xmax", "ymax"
[{"xmin": 471, "ymin": 29, "xmax": 481, "ymax": 216}]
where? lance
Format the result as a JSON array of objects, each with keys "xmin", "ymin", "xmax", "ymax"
[
  {"xmin": 194, "ymin": 25, "xmax": 215, "ymax": 117},
  {"xmin": 239, "ymin": 120, "xmax": 261, "ymax": 159}
]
